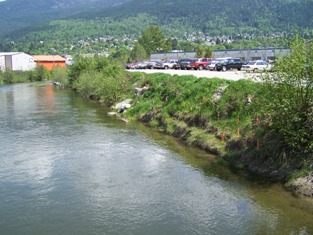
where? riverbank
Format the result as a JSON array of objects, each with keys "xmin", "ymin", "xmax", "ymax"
[
  {"xmin": 114, "ymin": 71, "xmax": 312, "ymax": 197},
  {"xmin": 124, "ymin": 71, "xmax": 313, "ymax": 197},
  {"xmin": 2, "ymin": 82, "xmax": 313, "ymax": 234},
  {"xmin": 4, "ymin": 65, "xmax": 311, "ymax": 197},
  {"xmin": 57, "ymin": 54, "xmax": 313, "ymax": 197}
]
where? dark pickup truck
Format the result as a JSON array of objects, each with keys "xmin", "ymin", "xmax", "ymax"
[
  {"xmin": 174, "ymin": 58, "xmax": 193, "ymax": 70},
  {"xmin": 215, "ymin": 58, "xmax": 243, "ymax": 71}
]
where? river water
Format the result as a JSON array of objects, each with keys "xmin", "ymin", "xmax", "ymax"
[{"xmin": 0, "ymin": 82, "xmax": 313, "ymax": 235}]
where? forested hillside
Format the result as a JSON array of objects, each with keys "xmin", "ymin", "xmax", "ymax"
[
  {"xmin": 0, "ymin": 0, "xmax": 312, "ymax": 55},
  {"xmin": 3, "ymin": 0, "xmax": 313, "ymax": 40},
  {"xmin": 80, "ymin": 0, "xmax": 313, "ymax": 35},
  {"xmin": 0, "ymin": 0, "xmax": 131, "ymax": 36}
]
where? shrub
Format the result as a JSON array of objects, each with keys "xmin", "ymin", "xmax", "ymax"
[
  {"xmin": 2, "ymin": 69, "xmax": 15, "ymax": 83},
  {"xmin": 259, "ymin": 37, "xmax": 313, "ymax": 156},
  {"xmin": 51, "ymin": 67, "xmax": 69, "ymax": 87},
  {"xmin": 71, "ymin": 56, "xmax": 130, "ymax": 105},
  {"xmin": 73, "ymin": 70, "xmax": 99, "ymax": 99},
  {"xmin": 68, "ymin": 56, "xmax": 111, "ymax": 85},
  {"xmin": 32, "ymin": 66, "xmax": 50, "ymax": 81}
]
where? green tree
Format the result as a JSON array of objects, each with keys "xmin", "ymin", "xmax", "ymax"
[
  {"xmin": 260, "ymin": 37, "xmax": 313, "ymax": 155},
  {"xmin": 164, "ymin": 38, "xmax": 173, "ymax": 52},
  {"xmin": 130, "ymin": 42, "xmax": 147, "ymax": 61},
  {"xmin": 195, "ymin": 45, "xmax": 212, "ymax": 58},
  {"xmin": 67, "ymin": 56, "xmax": 111, "ymax": 85},
  {"xmin": 178, "ymin": 40, "xmax": 196, "ymax": 52},
  {"xmin": 204, "ymin": 46, "xmax": 213, "ymax": 58},
  {"xmin": 196, "ymin": 45, "xmax": 205, "ymax": 57},
  {"xmin": 109, "ymin": 46, "xmax": 131, "ymax": 64},
  {"xmin": 138, "ymin": 26, "xmax": 166, "ymax": 55}
]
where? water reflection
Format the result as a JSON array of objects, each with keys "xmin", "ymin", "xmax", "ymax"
[{"xmin": 0, "ymin": 83, "xmax": 312, "ymax": 235}]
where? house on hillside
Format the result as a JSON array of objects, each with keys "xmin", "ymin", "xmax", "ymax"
[
  {"xmin": 33, "ymin": 55, "xmax": 66, "ymax": 71},
  {"xmin": 0, "ymin": 52, "xmax": 36, "ymax": 71}
]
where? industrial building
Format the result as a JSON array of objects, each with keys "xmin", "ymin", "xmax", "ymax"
[
  {"xmin": 0, "ymin": 52, "xmax": 36, "ymax": 71},
  {"xmin": 151, "ymin": 48, "xmax": 291, "ymax": 62},
  {"xmin": 33, "ymin": 55, "xmax": 66, "ymax": 71}
]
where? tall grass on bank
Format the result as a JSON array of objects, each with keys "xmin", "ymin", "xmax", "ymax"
[
  {"xmin": 62, "ymin": 39, "xmax": 312, "ymax": 183},
  {"xmin": 125, "ymin": 72, "xmax": 262, "ymax": 154},
  {"xmin": 0, "ymin": 66, "xmax": 51, "ymax": 85},
  {"xmin": 124, "ymin": 70, "xmax": 312, "ymax": 182}
]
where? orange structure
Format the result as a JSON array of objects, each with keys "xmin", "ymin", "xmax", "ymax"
[{"xmin": 33, "ymin": 55, "xmax": 66, "ymax": 71}]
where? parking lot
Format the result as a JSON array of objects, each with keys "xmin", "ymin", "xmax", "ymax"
[{"xmin": 128, "ymin": 69, "xmax": 258, "ymax": 81}]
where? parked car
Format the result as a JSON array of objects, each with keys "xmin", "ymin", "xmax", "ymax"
[
  {"xmin": 135, "ymin": 61, "xmax": 152, "ymax": 69},
  {"xmin": 241, "ymin": 60, "xmax": 272, "ymax": 72},
  {"xmin": 174, "ymin": 58, "xmax": 193, "ymax": 70},
  {"xmin": 215, "ymin": 58, "xmax": 243, "ymax": 71},
  {"xmin": 190, "ymin": 58, "xmax": 212, "ymax": 70},
  {"xmin": 206, "ymin": 58, "xmax": 226, "ymax": 71},
  {"xmin": 155, "ymin": 59, "xmax": 178, "ymax": 69},
  {"xmin": 146, "ymin": 60, "xmax": 161, "ymax": 69},
  {"xmin": 125, "ymin": 62, "xmax": 139, "ymax": 69}
]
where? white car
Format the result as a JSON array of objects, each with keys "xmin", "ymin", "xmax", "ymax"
[
  {"xmin": 242, "ymin": 60, "xmax": 272, "ymax": 72},
  {"xmin": 155, "ymin": 60, "xmax": 178, "ymax": 69},
  {"xmin": 206, "ymin": 58, "xmax": 228, "ymax": 71}
]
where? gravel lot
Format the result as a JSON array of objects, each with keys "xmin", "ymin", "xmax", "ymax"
[{"xmin": 128, "ymin": 69, "xmax": 258, "ymax": 81}]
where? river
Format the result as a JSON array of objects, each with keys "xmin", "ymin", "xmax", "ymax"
[{"xmin": 0, "ymin": 82, "xmax": 313, "ymax": 235}]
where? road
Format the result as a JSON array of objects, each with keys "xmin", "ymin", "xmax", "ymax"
[{"xmin": 127, "ymin": 69, "xmax": 259, "ymax": 81}]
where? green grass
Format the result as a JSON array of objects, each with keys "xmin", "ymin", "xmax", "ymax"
[
  {"xmin": 123, "ymin": 72, "xmax": 262, "ymax": 158},
  {"xmin": 65, "ymin": 55, "xmax": 312, "ymax": 191}
]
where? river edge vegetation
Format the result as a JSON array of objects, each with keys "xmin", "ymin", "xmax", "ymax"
[{"xmin": 1, "ymin": 37, "xmax": 312, "ymax": 197}]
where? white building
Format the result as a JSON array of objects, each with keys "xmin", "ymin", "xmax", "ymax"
[{"xmin": 0, "ymin": 52, "xmax": 37, "ymax": 71}]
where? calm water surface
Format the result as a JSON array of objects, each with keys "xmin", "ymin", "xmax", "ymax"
[{"xmin": 0, "ymin": 83, "xmax": 313, "ymax": 235}]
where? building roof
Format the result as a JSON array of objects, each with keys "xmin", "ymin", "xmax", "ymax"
[
  {"xmin": 0, "ymin": 52, "xmax": 24, "ymax": 56},
  {"xmin": 33, "ymin": 55, "xmax": 66, "ymax": 62}
]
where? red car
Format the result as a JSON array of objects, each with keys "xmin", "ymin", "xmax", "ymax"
[{"xmin": 190, "ymin": 58, "xmax": 212, "ymax": 70}]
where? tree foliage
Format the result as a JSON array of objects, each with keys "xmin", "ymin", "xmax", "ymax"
[
  {"xmin": 130, "ymin": 42, "xmax": 148, "ymax": 61},
  {"xmin": 260, "ymin": 37, "xmax": 313, "ymax": 155},
  {"xmin": 0, "ymin": 0, "xmax": 312, "ymax": 56},
  {"xmin": 138, "ymin": 26, "xmax": 169, "ymax": 55},
  {"xmin": 109, "ymin": 46, "xmax": 131, "ymax": 64},
  {"xmin": 196, "ymin": 45, "xmax": 213, "ymax": 58},
  {"xmin": 68, "ymin": 56, "xmax": 130, "ymax": 105}
]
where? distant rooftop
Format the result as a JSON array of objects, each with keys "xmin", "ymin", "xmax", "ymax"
[{"xmin": 33, "ymin": 55, "xmax": 65, "ymax": 62}]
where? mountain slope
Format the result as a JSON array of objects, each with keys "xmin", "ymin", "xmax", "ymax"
[
  {"xmin": 86, "ymin": 0, "xmax": 313, "ymax": 34},
  {"xmin": 0, "ymin": 0, "xmax": 131, "ymax": 36},
  {"xmin": 1, "ymin": 0, "xmax": 313, "ymax": 43}
]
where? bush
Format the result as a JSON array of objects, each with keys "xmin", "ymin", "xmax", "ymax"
[
  {"xmin": 68, "ymin": 56, "xmax": 110, "ymax": 85},
  {"xmin": 259, "ymin": 37, "xmax": 313, "ymax": 155},
  {"xmin": 70, "ymin": 56, "xmax": 131, "ymax": 105},
  {"xmin": 51, "ymin": 67, "xmax": 69, "ymax": 87},
  {"xmin": 2, "ymin": 69, "xmax": 15, "ymax": 83},
  {"xmin": 32, "ymin": 66, "xmax": 50, "ymax": 81},
  {"xmin": 11, "ymin": 71, "xmax": 32, "ymax": 83},
  {"xmin": 73, "ymin": 70, "xmax": 99, "ymax": 98}
]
